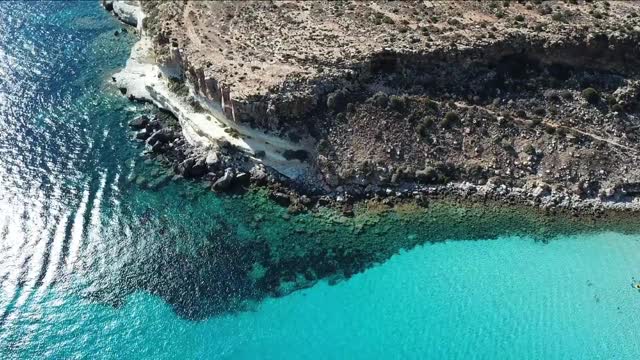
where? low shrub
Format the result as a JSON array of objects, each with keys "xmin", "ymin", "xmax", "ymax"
[
  {"xmin": 581, "ymin": 87, "xmax": 600, "ymax": 104},
  {"xmin": 424, "ymin": 98, "xmax": 439, "ymax": 111},
  {"xmin": 523, "ymin": 144, "xmax": 536, "ymax": 155},
  {"xmin": 533, "ymin": 107, "xmax": 546, "ymax": 116},
  {"xmin": 370, "ymin": 92, "xmax": 389, "ymax": 107},
  {"xmin": 561, "ymin": 90, "xmax": 573, "ymax": 100},
  {"xmin": 440, "ymin": 111, "xmax": 460, "ymax": 128},
  {"xmin": 389, "ymin": 94, "xmax": 408, "ymax": 111},
  {"xmin": 417, "ymin": 118, "xmax": 434, "ymax": 137},
  {"xmin": 611, "ymin": 103, "xmax": 624, "ymax": 113}
]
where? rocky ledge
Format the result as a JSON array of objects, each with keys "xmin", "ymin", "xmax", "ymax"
[{"xmin": 106, "ymin": 0, "xmax": 640, "ymax": 216}]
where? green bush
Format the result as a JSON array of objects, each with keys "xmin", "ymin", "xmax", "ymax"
[
  {"xmin": 417, "ymin": 118, "xmax": 434, "ymax": 137},
  {"xmin": 440, "ymin": 111, "xmax": 460, "ymax": 128},
  {"xmin": 224, "ymin": 127, "xmax": 241, "ymax": 139},
  {"xmin": 417, "ymin": 123, "xmax": 428, "ymax": 137},
  {"xmin": 447, "ymin": 18, "xmax": 461, "ymax": 26},
  {"xmin": 389, "ymin": 95, "xmax": 408, "ymax": 111},
  {"xmin": 523, "ymin": 144, "xmax": 536, "ymax": 155},
  {"xmin": 426, "ymin": 98, "xmax": 439, "ymax": 111},
  {"xmin": 551, "ymin": 11, "xmax": 567, "ymax": 22},
  {"xmin": 370, "ymin": 92, "xmax": 389, "ymax": 107},
  {"xmin": 167, "ymin": 77, "xmax": 189, "ymax": 97},
  {"xmin": 611, "ymin": 103, "xmax": 624, "ymax": 113},
  {"xmin": 529, "ymin": 118, "xmax": 543, "ymax": 128},
  {"xmin": 533, "ymin": 107, "xmax": 546, "ymax": 116},
  {"xmin": 317, "ymin": 139, "xmax": 330, "ymax": 153},
  {"xmin": 581, "ymin": 87, "xmax": 600, "ymax": 104},
  {"xmin": 539, "ymin": 5, "xmax": 552, "ymax": 15},
  {"xmin": 561, "ymin": 90, "xmax": 573, "ymax": 100},
  {"xmin": 283, "ymin": 149, "xmax": 309, "ymax": 162}
]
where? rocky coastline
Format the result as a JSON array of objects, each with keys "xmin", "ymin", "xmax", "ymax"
[{"xmin": 104, "ymin": 0, "xmax": 640, "ymax": 218}]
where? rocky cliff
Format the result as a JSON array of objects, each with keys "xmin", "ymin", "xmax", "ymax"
[{"xmin": 108, "ymin": 0, "xmax": 640, "ymax": 213}]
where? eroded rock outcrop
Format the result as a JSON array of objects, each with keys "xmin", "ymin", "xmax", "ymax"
[{"xmin": 111, "ymin": 0, "xmax": 640, "ymax": 211}]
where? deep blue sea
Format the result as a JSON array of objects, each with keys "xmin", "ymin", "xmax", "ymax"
[{"xmin": 1, "ymin": 2, "xmax": 640, "ymax": 359}]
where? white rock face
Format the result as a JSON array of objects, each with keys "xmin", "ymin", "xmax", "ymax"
[
  {"xmin": 112, "ymin": 2, "xmax": 311, "ymax": 179},
  {"xmin": 112, "ymin": 1, "xmax": 142, "ymax": 28}
]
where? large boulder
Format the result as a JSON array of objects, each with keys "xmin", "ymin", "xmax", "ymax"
[
  {"xmin": 212, "ymin": 168, "xmax": 235, "ymax": 191},
  {"xmin": 128, "ymin": 115, "xmax": 149, "ymax": 130},
  {"xmin": 150, "ymin": 141, "xmax": 165, "ymax": 154},
  {"xmin": 179, "ymin": 157, "xmax": 207, "ymax": 178},
  {"xmin": 205, "ymin": 151, "xmax": 220, "ymax": 168},
  {"xmin": 326, "ymin": 89, "xmax": 348, "ymax": 112},
  {"xmin": 250, "ymin": 165, "xmax": 268, "ymax": 184},
  {"xmin": 135, "ymin": 128, "xmax": 150, "ymax": 140},
  {"xmin": 188, "ymin": 158, "xmax": 207, "ymax": 178},
  {"xmin": 145, "ymin": 119, "xmax": 162, "ymax": 132},
  {"xmin": 531, "ymin": 184, "xmax": 551, "ymax": 198},
  {"xmin": 102, "ymin": 0, "xmax": 114, "ymax": 11},
  {"xmin": 146, "ymin": 129, "xmax": 175, "ymax": 146}
]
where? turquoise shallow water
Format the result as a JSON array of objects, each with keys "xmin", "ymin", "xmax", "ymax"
[
  {"xmin": 4, "ymin": 233, "xmax": 640, "ymax": 359},
  {"xmin": 1, "ymin": 1, "xmax": 640, "ymax": 359}
]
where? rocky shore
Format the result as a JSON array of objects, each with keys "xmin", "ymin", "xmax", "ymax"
[{"xmin": 105, "ymin": 0, "xmax": 640, "ymax": 217}]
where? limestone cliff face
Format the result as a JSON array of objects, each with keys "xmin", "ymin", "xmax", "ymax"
[
  {"xmin": 151, "ymin": 30, "xmax": 640, "ymax": 136},
  {"xmin": 137, "ymin": 0, "xmax": 640, "ymax": 139},
  {"xmin": 109, "ymin": 0, "xmax": 640, "ymax": 211},
  {"xmin": 150, "ymin": 38, "xmax": 322, "ymax": 132}
]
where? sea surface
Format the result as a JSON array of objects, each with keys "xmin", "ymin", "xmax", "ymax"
[{"xmin": 1, "ymin": 2, "xmax": 640, "ymax": 359}]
